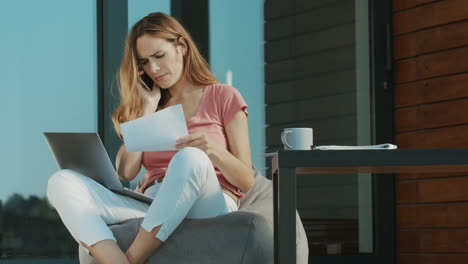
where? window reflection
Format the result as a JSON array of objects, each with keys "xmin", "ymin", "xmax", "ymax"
[{"xmin": 1, "ymin": 194, "xmax": 76, "ymax": 259}]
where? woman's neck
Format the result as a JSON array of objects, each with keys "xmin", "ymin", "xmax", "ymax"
[{"xmin": 168, "ymin": 77, "xmax": 198, "ymax": 100}]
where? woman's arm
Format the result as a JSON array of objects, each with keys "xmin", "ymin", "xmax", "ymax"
[
  {"xmin": 176, "ymin": 110, "xmax": 254, "ymax": 192},
  {"xmin": 115, "ymin": 145, "xmax": 143, "ymax": 181},
  {"xmin": 209, "ymin": 111, "xmax": 254, "ymax": 192}
]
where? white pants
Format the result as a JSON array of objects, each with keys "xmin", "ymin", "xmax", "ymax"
[{"xmin": 47, "ymin": 147, "xmax": 238, "ymax": 254}]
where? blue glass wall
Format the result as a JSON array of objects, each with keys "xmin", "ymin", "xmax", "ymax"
[
  {"xmin": 0, "ymin": 0, "xmax": 97, "ymax": 202},
  {"xmin": 128, "ymin": 0, "xmax": 170, "ymax": 27}
]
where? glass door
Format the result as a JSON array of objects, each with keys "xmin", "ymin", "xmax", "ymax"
[{"xmin": 264, "ymin": 0, "xmax": 394, "ymax": 262}]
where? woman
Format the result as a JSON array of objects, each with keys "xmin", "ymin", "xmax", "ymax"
[{"xmin": 47, "ymin": 12, "xmax": 254, "ymax": 264}]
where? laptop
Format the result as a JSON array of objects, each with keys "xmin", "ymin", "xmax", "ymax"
[{"xmin": 43, "ymin": 132, "xmax": 153, "ymax": 204}]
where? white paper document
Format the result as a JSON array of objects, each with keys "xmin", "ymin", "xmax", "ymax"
[
  {"xmin": 120, "ymin": 104, "xmax": 189, "ymax": 152},
  {"xmin": 313, "ymin": 143, "xmax": 397, "ymax": 150}
]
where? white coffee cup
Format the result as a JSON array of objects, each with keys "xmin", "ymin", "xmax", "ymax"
[{"xmin": 281, "ymin": 128, "xmax": 313, "ymax": 150}]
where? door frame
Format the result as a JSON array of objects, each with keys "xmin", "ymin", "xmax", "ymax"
[{"xmin": 307, "ymin": 0, "xmax": 395, "ymax": 263}]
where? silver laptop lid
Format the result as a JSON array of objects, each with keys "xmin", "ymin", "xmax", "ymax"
[{"xmin": 44, "ymin": 132, "xmax": 123, "ymax": 190}]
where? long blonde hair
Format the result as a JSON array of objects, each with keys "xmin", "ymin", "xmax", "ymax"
[{"xmin": 112, "ymin": 12, "xmax": 218, "ymax": 138}]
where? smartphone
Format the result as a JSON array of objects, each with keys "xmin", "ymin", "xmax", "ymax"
[{"xmin": 139, "ymin": 72, "xmax": 154, "ymax": 91}]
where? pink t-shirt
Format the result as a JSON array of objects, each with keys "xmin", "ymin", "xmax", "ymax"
[{"xmin": 139, "ymin": 83, "xmax": 249, "ymax": 198}]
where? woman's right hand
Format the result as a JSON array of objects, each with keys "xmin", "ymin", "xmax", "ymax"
[
  {"xmin": 138, "ymin": 73, "xmax": 161, "ymax": 115},
  {"xmin": 138, "ymin": 79, "xmax": 161, "ymax": 105}
]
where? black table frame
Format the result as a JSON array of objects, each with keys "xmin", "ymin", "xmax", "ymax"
[{"xmin": 271, "ymin": 149, "xmax": 468, "ymax": 264}]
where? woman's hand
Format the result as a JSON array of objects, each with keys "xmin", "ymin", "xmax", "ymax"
[
  {"xmin": 138, "ymin": 78, "xmax": 161, "ymax": 106},
  {"xmin": 176, "ymin": 132, "xmax": 219, "ymax": 156},
  {"xmin": 138, "ymin": 71, "xmax": 161, "ymax": 115}
]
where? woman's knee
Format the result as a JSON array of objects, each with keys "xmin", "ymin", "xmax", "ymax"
[
  {"xmin": 47, "ymin": 169, "xmax": 84, "ymax": 202},
  {"xmin": 172, "ymin": 147, "xmax": 211, "ymax": 167},
  {"xmin": 168, "ymin": 147, "xmax": 213, "ymax": 180}
]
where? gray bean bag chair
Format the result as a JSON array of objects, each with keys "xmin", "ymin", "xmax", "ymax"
[{"xmin": 79, "ymin": 167, "xmax": 309, "ymax": 263}]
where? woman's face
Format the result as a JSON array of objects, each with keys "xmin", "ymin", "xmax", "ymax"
[{"xmin": 136, "ymin": 34, "xmax": 185, "ymax": 89}]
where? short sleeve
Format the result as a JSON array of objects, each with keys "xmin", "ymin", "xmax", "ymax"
[{"xmin": 219, "ymin": 85, "xmax": 248, "ymax": 127}]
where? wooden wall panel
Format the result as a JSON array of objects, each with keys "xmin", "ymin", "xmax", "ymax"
[
  {"xmin": 264, "ymin": 0, "xmax": 294, "ymax": 19},
  {"xmin": 296, "ymin": 23, "xmax": 355, "ymax": 57},
  {"xmin": 395, "ymin": 125, "xmax": 468, "ymax": 148},
  {"xmin": 294, "ymin": 0, "xmax": 341, "ymax": 12},
  {"xmin": 264, "ymin": 23, "xmax": 356, "ymax": 63},
  {"xmin": 264, "ymin": 17, "xmax": 294, "ymax": 41},
  {"xmin": 265, "ymin": 38, "xmax": 294, "ymax": 62},
  {"xmin": 265, "ymin": 0, "xmax": 337, "ymax": 20},
  {"xmin": 266, "ymin": 92, "xmax": 356, "ymax": 125},
  {"xmin": 393, "ymin": 0, "xmax": 440, "ymax": 12},
  {"xmin": 393, "ymin": 0, "xmax": 468, "ymax": 35},
  {"xmin": 266, "ymin": 70, "xmax": 355, "ymax": 104},
  {"xmin": 394, "ymin": 73, "xmax": 468, "ymax": 108},
  {"xmin": 398, "ymin": 229, "xmax": 468, "ymax": 253},
  {"xmin": 394, "ymin": 0, "xmax": 468, "ymax": 246},
  {"xmin": 397, "ymin": 177, "xmax": 468, "ymax": 204},
  {"xmin": 265, "ymin": 45, "xmax": 355, "ymax": 83},
  {"xmin": 395, "ymin": 99, "xmax": 468, "ymax": 132},
  {"xmin": 394, "ymin": 46, "xmax": 468, "ymax": 83},
  {"xmin": 398, "ymin": 203, "xmax": 468, "ymax": 228},
  {"xmin": 394, "ymin": 19, "xmax": 468, "ymax": 59},
  {"xmin": 265, "ymin": 0, "xmax": 354, "ymax": 41},
  {"xmin": 399, "ymin": 255, "xmax": 468, "ymax": 264}
]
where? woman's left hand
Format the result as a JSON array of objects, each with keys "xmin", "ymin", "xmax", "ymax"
[{"xmin": 176, "ymin": 132, "xmax": 219, "ymax": 155}]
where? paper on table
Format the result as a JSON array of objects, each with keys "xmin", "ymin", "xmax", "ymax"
[
  {"xmin": 120, "ymin": 104, "xmax": 189, "ymax": 152},
  {"xmin": 313, "ymin": 143, "xmax": 397, "ymax": 150}
]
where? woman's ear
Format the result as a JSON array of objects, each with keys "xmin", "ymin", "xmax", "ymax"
[{"xmin": 177, "ymin": 37, "xmax": 188, "ymax": 56}]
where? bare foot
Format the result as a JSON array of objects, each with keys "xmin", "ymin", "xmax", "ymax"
[
  {"xmin": 81, "ymin": 240, "xmax": 131, "ymax": 264},
  {"xmin": 125, "ymin": 226, "xmax": 163, "ymax": 264}
]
